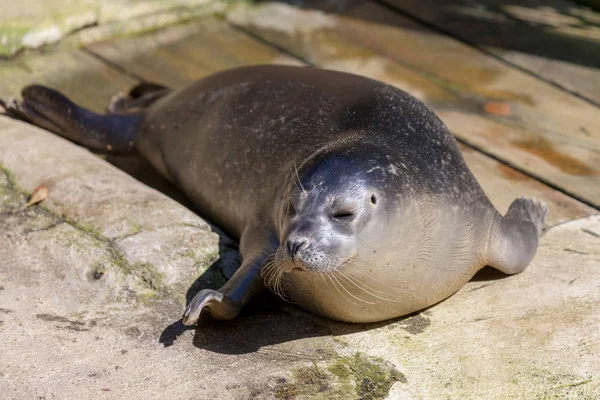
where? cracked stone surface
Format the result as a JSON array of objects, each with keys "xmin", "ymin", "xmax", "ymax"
[{"xmin": 1, "ymin": 116, "xmax": 599, "ymax": 399}]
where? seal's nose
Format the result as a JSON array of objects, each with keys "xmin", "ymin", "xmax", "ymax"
[{"xmin": 286, "ymin": 238, "xmax": 308, "ymax": 260}]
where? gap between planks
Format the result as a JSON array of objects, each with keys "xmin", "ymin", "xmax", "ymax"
[
  {"xmin": 222, "ymin": 2, "xmax": 600, "ymax": 207},
  {"xmin": 83, "ymin": 16, "xmax": 597, "ymax": 224},
  {"xmin": 375, "ymin": 0, "xmax": 600, "ymax": 108}
]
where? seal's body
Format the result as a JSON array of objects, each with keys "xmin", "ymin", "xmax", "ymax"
[{"xmin": 3, "ymin": 65, "xmax": 547, "ymax": 323}]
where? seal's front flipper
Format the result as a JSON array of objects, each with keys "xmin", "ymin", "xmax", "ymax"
[
  {"xmin": 487, "ymin": 197, "xmax": 549, "ymax": 275},
  {"xmin": 2, "ymin": 85, "xmax": 140, "ymax": 153},
  {"xmin": 182, "ymin": 289, "xmax": 234, "ymax": 324},
  {"xmin": 182, "ymin": 247, "xmax": 269, "ymax": 325}
]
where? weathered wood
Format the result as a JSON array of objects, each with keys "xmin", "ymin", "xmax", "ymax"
[
  {"xmin": 0, "ymin": 48, "xmax": 136, "ymax": 113},
  {"xmin": 382, "ymin": 0, "xmax": 600, "ymax": 105},
  {"xmin": 227, "ymin": 2, "xmax": 600, "ymax": 207},
  {"xmin": 86, "ymin": 18, "xmax": 303, "ymax": 88},
  {"xmin": 84, "ymin": 16, "xmax": 596, "ymax": 225},
  {"xmin": 459, "ymin": 144, "xmax": 596, "ymax": 225}
]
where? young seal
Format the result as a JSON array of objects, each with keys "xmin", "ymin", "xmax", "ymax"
[{"xmin": 2, "ymin": 65, "xmax": 548, "ymax": 324}]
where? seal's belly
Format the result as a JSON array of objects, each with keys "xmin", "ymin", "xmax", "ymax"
[
  {"xmin": 280, "ymin": 206, "xmax": 487, "ymax": 323},
  {"xmin": 282, "ymin": 254, "xmax": 478, "ymax": 323}
]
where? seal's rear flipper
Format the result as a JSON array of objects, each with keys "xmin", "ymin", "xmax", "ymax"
[
  {"xmin": 486, "ymin": 198, "xmax": 549, "ymax": 275},
  {"xmin": 2, "ymin": 85, "xmax": 141, "ymax": 153},
  {"xmin": 108, "ymin": 82, "xmax": 170, "ymax": 115}
]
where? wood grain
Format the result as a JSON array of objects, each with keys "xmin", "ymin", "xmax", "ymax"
[
  {"xmin": 85, "ymin": 16, "xmax": 596, "ymax": 224},
  {"xmin": 87, "ymin": 18, "xmax": 303, "ymax": 88},
  {"xmin": 382, "ymin": 0, "xmax": 600, "ymax": 105},
  {"xmin": 227, "ymin": 2, "xmax": 600, "ymax": 207}
]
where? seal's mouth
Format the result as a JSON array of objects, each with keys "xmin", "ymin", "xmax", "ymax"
[
  {"xmin": 262, "ymin": 250, "xmax": 357, "ymax": 301},
  {"xmin": 284, "ymin": 258, "xmax": 308, "ymax": 273},
  {"xmin": 285, "ymin": 265, "xmax": 306, "ymax": 273}
]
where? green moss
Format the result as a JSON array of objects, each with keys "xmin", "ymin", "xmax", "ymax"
[
  {"xmin": 0, "ymin": 166, "xmax": 25, "ymax": 211},
  {"xmin": 0, "ymin": 162, "xmax": 169, "ymax": 306},
  {"xmin": 68, "ymin": 218, "xmax": 102, "ymax": 237},
  {"xmin": 555, "ymin": 379, "xmax": 593, "ymax": 389},
  {"xmin": 348, "ymin": 353, "xmax": 406, "ymax": 400},
  {"xmin": 272, "ymin": 353, "xmax": 405, "ymax": 400},
  {"xmin": 135, "ymin": 290, "xmax": 157, "ymax": 305},
  {"xmin": 294, "ymin": 363, "xmax": 329, "ymax": 391},
  {"xmin": 128, "ymin": 222, "xmax": 143, "ymax": 236},
  {"xmin": 0, "ymin": 24, "xmax": 31, "ymax": 57},
  {"xmin": 0, "ymin": 163, "xmax": 21, "ymax": 193},
  {"xmin": 135, "ymin": 262, "xmax": 165, "ymax": 290},
  {"xmin": 332, "ymin": 336, "xmax": 349, "ymax": 348},
  {"xmin": 274, "ymin": 379, "xmax": 300, "ymax": 400},
  {"xmin": 327, "ymin": 360, "xmax": 351, "ymax": 380}
]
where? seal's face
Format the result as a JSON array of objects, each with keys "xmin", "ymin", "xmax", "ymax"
[
  {"xmin": 276, "ymin": 180, "xmax": 379, "ymax": 273},
  {"xmin": 262, "ymin": 143, "xmax": 400, "ymax": 308},
  {"xmin": 272, "ymin": 146, "xmax": 390, "ymax": 276}
]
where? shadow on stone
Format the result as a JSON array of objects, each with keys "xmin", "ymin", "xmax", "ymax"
[
  {"xmin": 189, "ymin": 292, "xmax": 332, "ymax": 354},
  {"xmin": 159, "ymin": 257, "xmax": 511, "ymax": 352},
  {"xmin": 158, "ymin": 233, "xmax": 411, "ymax": 354},
  {"xmin": 101, "ymin": 153, "xmax": 195, "ymax": 208},
  {"xmin": 471, "ymin": 266, "xmax": 511, "ymax": 282}
]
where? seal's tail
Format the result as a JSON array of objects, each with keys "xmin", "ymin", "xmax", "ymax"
[{"xmin": 0, "ymin": 85, "xmax": 141, "ymax": 153}]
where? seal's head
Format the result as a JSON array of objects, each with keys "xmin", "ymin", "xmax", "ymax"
[
  {"xmin": 263, "ymin": 140, "xmax": 420, "ymax": 322},
  {"xmin": 272, "ymin": 140, "xmax": 397, "ymax": 276}
]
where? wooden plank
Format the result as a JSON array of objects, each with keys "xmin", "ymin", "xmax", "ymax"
[
  {"xmin": 459, "ymin": 144, "xmax": 596, "ymax": 225},
  {"xmin": 382, "ymin": 0, "xmax": 600, "ymax": 105},
  {"xmin": 86, "ymin": 18, "xmax": 303, "ymax": 88},
  {"xmin": 80, "ymin": 16, "xmax": 596, "ymax": 225},
  {"xmin": 0, "ymin": 48, "xmax": 137, "ymax": 113},
  {"xmin": 227, "ymin": 2, "xmax": 600, "ymax": 207}
]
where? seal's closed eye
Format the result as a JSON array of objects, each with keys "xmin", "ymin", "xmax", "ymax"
[
  {"xmin": 284, "ymin": 201, "xmax": 296, "ymax": 216},
  {"xmin": 332, "ymin": 211, "xmax": 355, "ymax": 221}
]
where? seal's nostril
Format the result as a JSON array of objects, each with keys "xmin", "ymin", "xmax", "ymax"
[{"xmin": 286, "ymin": 238, "xmax": 308, "ymax": 260}]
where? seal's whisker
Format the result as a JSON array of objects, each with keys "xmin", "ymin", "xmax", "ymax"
[
  {"xmin": 268, "ymin": 268, "xmax": 279, "ymax": 293},
  {"xmin": 335, "ymin": 269, "xmax": 400, "ymax": 303},
  {"xmin": 293, "ymin": 161, "xmax": 306, "ymax": 194},
  {"xmin": 320, "ymin": 272, "xmax": 342, "ymax": 308},
  {"xmin": 335, "ymin": 264, "xmax": 391, "ymax": 296},
  {"xmin": 275, "ymin": 268, "xmax": 284, "ymax": 298},
  {"xmin": 261, "ymin": 260, "xmax": 281, "ymax": 298},
  {"xmin": 260, "ymin": 260, "xmax": 275, "ymax": 281},
  {"xmin": 326, "ymin": 272, "xmax": 359, "ymax": 306},
  {"xmin": 343, "ymin": 262, "xmax": 405, "ymax": 294},
  {"xmin": 263, "ymin": 260, "xmax": 291, "ymax": 302},
  {"xmin": 330, "ymin": 271, "xmax": 375, "ymax": 305},
  {"xmin": 279, "ymin": 270, "xmax": 292, "ymax": 302}
]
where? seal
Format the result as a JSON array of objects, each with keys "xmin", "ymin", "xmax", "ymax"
[{"xmin": 2, "ymin": 65, "xmax": 548, "ymax": 324}]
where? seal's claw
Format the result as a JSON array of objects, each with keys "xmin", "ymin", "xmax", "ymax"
[{"xmin": 182, "ymin": 289, "xmax": 224, "ymax": 326}]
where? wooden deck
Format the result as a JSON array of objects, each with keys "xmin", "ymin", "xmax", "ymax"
[{"xmin": 1, "ymin": 0, "xmax": 598, "ymax": 225}]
